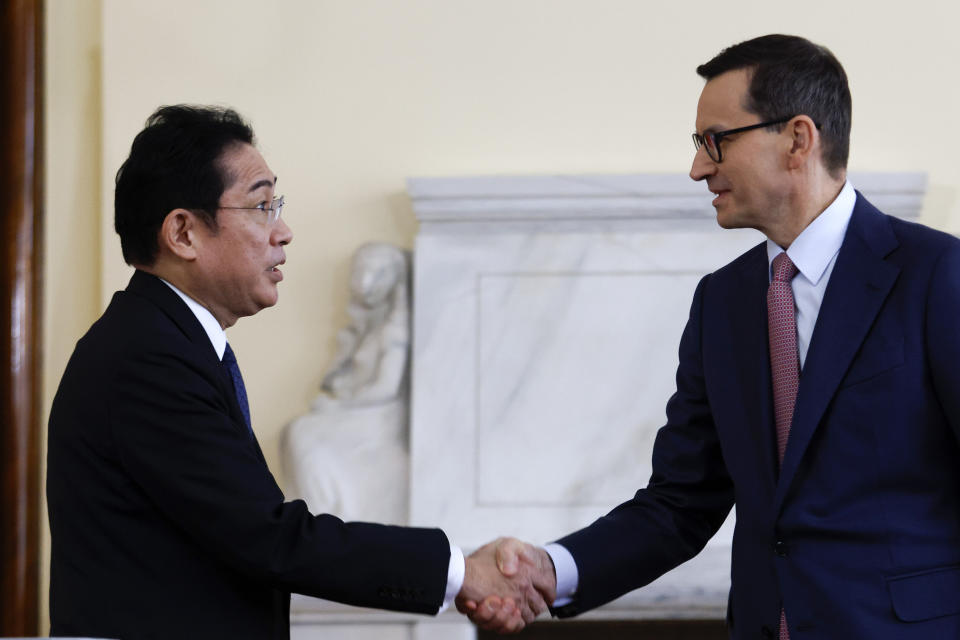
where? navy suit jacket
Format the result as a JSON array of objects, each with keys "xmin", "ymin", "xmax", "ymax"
[
  {"xmin": 554, "ymin": 194, "xmax": 960, "ymax": 638},
  {"xmin": 47, "ymin": 270, "xmax": 450, "ymax": 639}
]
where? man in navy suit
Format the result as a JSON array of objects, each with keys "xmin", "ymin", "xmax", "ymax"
[
  {"xmin": 463, "ymin": 35, "xmax": 960, "ymax": 638},
  {"xmin": 47, "ymin": 105, "xmax": 547, "ymax": 639}
]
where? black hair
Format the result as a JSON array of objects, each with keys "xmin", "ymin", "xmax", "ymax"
[
  {"xmin": 114, "ymin": 105, "xmax": 255, "ymax": 265},
  {"xmin": 697, "ymin": 34, "xmax": 851, "ymax": 176}
]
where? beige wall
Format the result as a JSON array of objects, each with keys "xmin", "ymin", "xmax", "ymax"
[
  {"xmin": 42, "ymin": 0, "xmax": 960, "ymax": 630},
  {"xmin": 43, "ymin": 0, "xmax": 102, "ymax": 632}
]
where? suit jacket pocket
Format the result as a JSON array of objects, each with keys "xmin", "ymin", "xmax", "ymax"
[
  {"xmin": 840, "ymin": 335, "xmax": 904, "ymax": 388},
  {"xmin": 887, "ymin": 565, "xmax": 960, "ymax": 622}
]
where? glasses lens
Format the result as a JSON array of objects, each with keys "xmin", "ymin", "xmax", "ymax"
[
  {"xmin": 270, "ymin": 196, "xmax": 283, "ymax": 224},
  {"xmin": 693, "ymin": 133, "xmax": 720, "ymax": 162},
  {"xmin": 704, "ymin": 134, "xmax": 720, "ymax": 162}
]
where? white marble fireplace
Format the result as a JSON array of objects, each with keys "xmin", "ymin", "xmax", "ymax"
[{"xmin": 290, "ymin": 172, "xmax": 925, "ymax": 639}]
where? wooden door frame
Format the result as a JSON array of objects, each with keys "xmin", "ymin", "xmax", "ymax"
[{"xmin": 1, "ymin": 0, "xmax": 44, "ymax": 633}]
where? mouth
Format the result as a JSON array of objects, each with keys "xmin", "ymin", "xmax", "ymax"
[
  {"xmin": 267, "ymin": 258, "xmax": 285, "ymax": 280},
  {"xmin": 709, "ymin": 188, "xmax": 730, "ymax": 207}
]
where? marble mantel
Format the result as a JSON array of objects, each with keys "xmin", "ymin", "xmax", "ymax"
[
  {"xmin": 407, "ymin": 171, "xmax": 923, "ymax": 544},
  {"xmin": 290, "ymin": 172, "xmax": 925, "ymax": 638}
]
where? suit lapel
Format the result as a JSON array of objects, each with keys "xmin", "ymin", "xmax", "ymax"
[
  {"xmin": 126, "ymin": 270, "xmax": 269, "ymax": 463},
  {"xmin": 774, "ymin": 195, "xmax": 900, "ymax": 510},
  {"xmin": 729, "ymin": 245, "xmax": 780, "ymax": 490},
  {"xmin": 127, "ymin": 269, "xmax": 220, "ymax": 362}
]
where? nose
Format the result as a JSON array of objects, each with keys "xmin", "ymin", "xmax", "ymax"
[
  {"xmin": 272, "ymin": 216, "xmax": 293, "ymax": 246},
  {"xmin": 689, "ymin": 145, "xmax": 717, "ymax": 182}
]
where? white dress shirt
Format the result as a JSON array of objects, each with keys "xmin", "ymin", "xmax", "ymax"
[
  {"xmin": 545, "ymin": 181, "xmax": 857, "ymax": 606},
  {"xmin": 159, "ymin": 278, "xmax": 466, "ymax": 611},
  {"xmin": 766, "ymin": 180, "xmax": 855, "ymax": 368},
  {"xmin": 161, "ymin": 278, "xmax": 227, "ymax": 358}
]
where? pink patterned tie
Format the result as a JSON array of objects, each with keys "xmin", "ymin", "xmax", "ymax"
[
  {"xmin": 768, "ymin": 252, "xmax": 800, "ymax": 464},
  {"xmin": 767, "ymin": 252, "xmax": 799, "ymax": 640}
]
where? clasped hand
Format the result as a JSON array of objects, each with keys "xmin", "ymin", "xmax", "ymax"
[{"xmin": 455, "ymin": 537, "xmax": 557, "ymax": 634}]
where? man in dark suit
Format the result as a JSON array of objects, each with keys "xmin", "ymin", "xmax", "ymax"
[
  {"xmin": 47, "ymin": 105, "xmax": 547, "ymax": 639},
  {"xmin": 463, "ymin": 35, "xmax": 960, "ymax": 638}
]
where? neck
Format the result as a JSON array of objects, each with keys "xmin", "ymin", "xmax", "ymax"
[
  {"xmin": 136, "ymin": 260, "xmax": 235, "ymax": 329},
  {"xmin": 767, "ymin": 171, "xmax": 846, "ymax": 249}
]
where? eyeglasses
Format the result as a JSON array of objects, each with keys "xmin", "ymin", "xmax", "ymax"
[
  {"xmin": 219, "ymin": 195, "xmax": 285, "ymax": 224},
  {"xmin": 692, "ymin": 117, "xmax": 793, "ymax": 163}
]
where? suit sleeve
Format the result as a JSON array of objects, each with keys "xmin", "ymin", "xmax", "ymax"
[
  {"xmin": 552, "ymin": 275, "xmax": 735, "ymax": 616},
  {"xmin": 926, "ymin": 241, "xmax": 960, "ymax": 444},
  {"xmin": 107, "ymin": 340, "xmax": 450, "ymax": 614}
]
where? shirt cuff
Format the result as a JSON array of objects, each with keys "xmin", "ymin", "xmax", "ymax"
[
  {"xmin": 439, "ymin": 543, "xmax": 465, "ymax": 613},
  {"xmin": 544, "ymin": 543, "xmax": 578, "ymax": 607}
]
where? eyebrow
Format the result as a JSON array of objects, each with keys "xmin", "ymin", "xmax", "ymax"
[{"xmin": 248, "ymin": 176, "xmax": 278, "ymax": 193}]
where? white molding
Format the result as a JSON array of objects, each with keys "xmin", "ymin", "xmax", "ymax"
[{"xmin": 408, "ymin": 172, "xmax": 926, "ymax": 225}]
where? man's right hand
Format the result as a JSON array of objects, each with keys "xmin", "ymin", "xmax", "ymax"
[{"xmin": 455, "ymin": 537, "xmax": 557, "ymax": 634}]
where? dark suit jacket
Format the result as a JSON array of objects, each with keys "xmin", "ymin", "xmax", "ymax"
[
  {"xmin": 47, "ymin": 270, "xmax": 450, "ymax": 639},
  {"xmin": 553, "ymin": 194, "xmax": 960, "ymax": 638}
]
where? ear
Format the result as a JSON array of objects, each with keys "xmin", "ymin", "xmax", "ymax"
[
  {"xmin": 786, "ymin": 115, "xmax": 819, "ymax": 170},
  {"xmin": 158, "ymin": 208, "xmax": 203, "ymax": 261}
]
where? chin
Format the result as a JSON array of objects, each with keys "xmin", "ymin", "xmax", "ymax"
[
  {"xmin": 716, "ymin": 217, "xmax": 739, "ymax": 230},
  {"xmin": 253, "ymin": 289, "xmax": 279, "ymax": 311},
  {"xmin": 715, "ymin": 208, "xmax": 747, "ymax": 230},
  {"xmin": 714, "ymin": 208, "xmax": 734, "ymax": 229}
]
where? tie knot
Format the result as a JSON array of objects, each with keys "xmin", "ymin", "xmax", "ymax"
[
  {"xmin": 222, "ymin": 343, "xmax": 237, "ymax": 366},
  {"xmin": 772, "ymin": 253, "xmax": 798, "ymax": 283}
]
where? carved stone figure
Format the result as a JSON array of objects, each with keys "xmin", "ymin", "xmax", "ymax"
[
  {"xmin": 319, "ymin": 243, "xmax": 410, "ymax": 405},
  {"xmin": 282, "ymin": 243, "xmax": 411, "ymax": 524}
]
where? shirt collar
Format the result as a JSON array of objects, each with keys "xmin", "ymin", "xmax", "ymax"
[
  {"xmin": 766, "ymin": 180, "xmax": 856, "ymax": 285},
  {"xmin": 159, "ymin": 278, "xmax": 227, "ymax": 360}
]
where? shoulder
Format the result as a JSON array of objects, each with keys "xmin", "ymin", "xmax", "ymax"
[
  {"xmin": 851, "ymin": 192, "xmax": 958, "ymax": 257},
  {"xmin": 842, "ymin": 195, "xmax": 960, "ymax": 306},
  {"xmin": 887, "ymin": 216, "xmax": 959, "ymax": 256},
  {"xmin": 69, "ymin": 282, "xmax": 220, "ymax": 402},
  {"xmin": 90, "ymin": 271, "xmax": 218, "ymax": 363},
  {"xmin": 84, "ymin": 287, "xmax": 191, "ymax": 360}
]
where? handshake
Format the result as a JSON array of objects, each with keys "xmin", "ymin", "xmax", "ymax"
[{"xmin": 454, "ymin": 537, "xmax": 558, "ymax": 634}]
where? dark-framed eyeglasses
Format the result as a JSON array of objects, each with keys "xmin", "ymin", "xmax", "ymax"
[
  {"xmin": 692, "ymin": 117, "xmax": 794, "ymax": 163},
  {"xmin": 219, "ymin": 195, "xmax": 285, "ymax": 224}
]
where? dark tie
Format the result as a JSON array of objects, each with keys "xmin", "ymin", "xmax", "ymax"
[
  {"xmin": 767, "ymin": 252, "xmax": 799, "ymax": 640},
  {"xmin": 222, "ymin": 343, "xmax": 253, "ymax": 437}
]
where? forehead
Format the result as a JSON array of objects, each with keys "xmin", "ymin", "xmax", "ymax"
[
  {"xmin": 219, "ymin": 143, "xmax": 276, "ymax": 193},
  {"xmin": 695, "ymin": 68, "xmax": 752, "ymax": 131}
]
